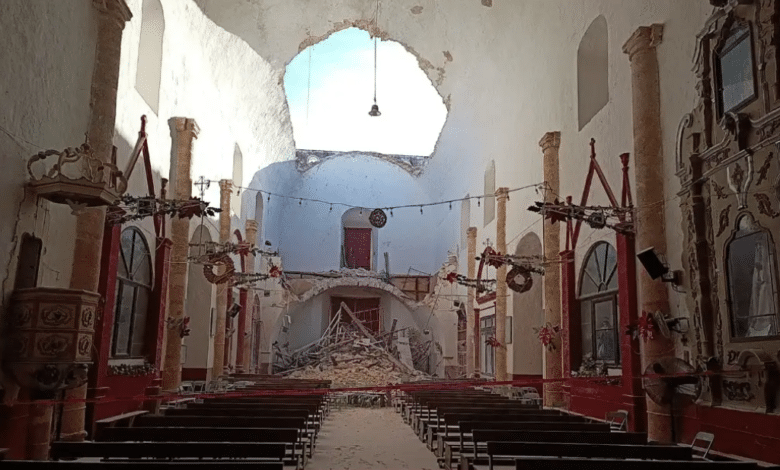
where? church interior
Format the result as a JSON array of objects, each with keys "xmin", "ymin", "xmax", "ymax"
[{"xmin": 1, "ymin": 0, "xmax": 780, "ymax": 467}]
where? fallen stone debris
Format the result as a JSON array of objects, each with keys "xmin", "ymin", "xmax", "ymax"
[{"xmin": 275, "ymin": 304, "xmax": 429, "ymax": 389}]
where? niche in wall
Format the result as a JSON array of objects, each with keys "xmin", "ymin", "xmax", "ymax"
[{"xmin": 577, "ymin": 15, "xmax": 609, "ymax": 130}]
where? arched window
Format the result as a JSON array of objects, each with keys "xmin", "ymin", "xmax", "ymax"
[
  {"xmin": 460, "ymin": 194, "xmax": 470, "ymax": 249},
  {"xmin": 577, "ymin": 15, "xmax": 608, "ymax": 130},
  {"xmin": 112, "ymin": 227, "xmax": 153, "ymax": 358},
  {"xmin": 232, "ymin": 144, "xmax": 243, "ymax": 216},
  {"xmin": 341, "ymin": 208, "xmax": 376, "ymax": 270},
  {"xmin": 579, "ymin": 241, "xmax": 619, "ymax": 365},
  {"xmin": 254, "ymin": 191, "xmax": 264, "ymax": 246},
  {"xmin": 135, "ymin": 0, "xmax": 164, "ymax": 114},
  {"xmin": 484, "ymin": 160, "xmax": 495, "ymax": 226},
  {"xmin": 726, "ymin": 214, "xmax": 779, "ymax": 338}
]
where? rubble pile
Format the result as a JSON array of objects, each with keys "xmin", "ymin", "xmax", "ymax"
[{"xmin": 276, "ymin": 305, "xmax": 429, "ymax": 389}]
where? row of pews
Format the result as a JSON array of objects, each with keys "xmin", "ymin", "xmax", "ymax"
[
  {"xmin": 395, "ymin": 386, "xmax": 773, "ymax": 470},
  {"xmin": 0, "ymin": 378, "xmax": 331, "ymax": 470}
]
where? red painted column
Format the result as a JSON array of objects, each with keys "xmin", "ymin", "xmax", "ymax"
[
  {"xmin": 559, "ymin": 249, "xmax": 576, "ymax": 406},
  {"xmin": 235, "ymin": 289, "xmax": 248, "ymax": 373},
  {"xmin": 616, "ymin": 232, "xmax": 645, "ymax": 431},
  {"xmin": 94, "ymin": 223, "xmax": 121, "ymax": 385},
  {"xmin": 153, "ymin": 239, "xmax": 173, "ymax": 370},
  {"xmin": 0, "ymin": 389, "xmax": 31, "ymax": 459}
]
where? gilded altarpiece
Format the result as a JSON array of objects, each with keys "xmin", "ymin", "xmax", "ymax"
[{"xmin": 677, "ymin": 0, "xmax": 780, "ymax": 414}]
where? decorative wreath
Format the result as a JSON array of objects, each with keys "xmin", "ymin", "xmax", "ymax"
[
  {"xmin": 369, "ymin": 208, "xmax": 387, "ymax": 228},
  {"xmin": 506, "ymin": 265, "xmax": 534, "ymax": 294},
  {"xmin": 202, "ymin": 253, "xmax": 235, "ymax": 285}
]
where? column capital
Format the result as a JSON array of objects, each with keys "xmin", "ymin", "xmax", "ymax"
[
  {"xmin": 623, "ymin": 24, "xmax": 664, "ymax": 60},
  {"xmin": 467, "ymin": 227, "xmax": 477, "ymax": 237},
  {"xmin": 219, "ymin": 179, "xmax": 233, "ymax": 194},
  {"xmin": 495, "ymin": 187, "xmax": 510, "ymax": 199},
  {"xmin": 92, "ymin": 0, "xmax": 132, "ymax": 26},
  {"xmin": 245, "ymin": 219, "xmax": 259, "ymax": 247},
  {"xmin": 539, "ymin": 131, "xmax": 561, "ymax": 153},
  {"xmin": 169, "ymin": 117, "xmax": 200, "ymax": 138}
]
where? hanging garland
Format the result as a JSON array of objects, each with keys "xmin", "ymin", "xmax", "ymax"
[
  {"xmin": 202, "ymin": 253, "xmax": 235, "ymax": 285},
  {"xmin": 527, "ymin": 200, "xmax": 634, "ymax": 235},
  {"xmin": 108, "ymin": 195, "xmax": 221, "ymax": 225},
  {"xmin": 445, "ymin": 272, "xmax": 497, "ymax": 290},
  {"xmin": 506, "ymin": 265, "xmax": 534, "ymax": 293}
]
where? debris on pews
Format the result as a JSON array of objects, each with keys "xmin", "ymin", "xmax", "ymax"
[{"xmin": 275, "ymin": 303, "xmax": 429, "ymax": 389}]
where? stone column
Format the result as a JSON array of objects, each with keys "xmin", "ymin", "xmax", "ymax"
[
  {"xmin": 623, "ymin": 24, "xmax": 674, "ymax": 443},
  {"xmin": 161, "ymin": 117, "xmax": 199, "ymax": 391},
  {"xmin": 466, "ymin": 227, "xmax": 477, "ymax": 376},
  {"xmin": 212, "ymin": 180, "xmax": 232, "ymax": 377},
  {"xmin": 539, "ymin": 131, "xmax": 564, "ymax": 406},
  {"xmin": 241, "ymin": 220, "xmax": 258, "ymax": 373},
  {"xmin": 26, "ymin": 401, "xmax": 53, "ymax": 460},
  {"xmin": 60, "ymin": 0, "xmax": 132, "ymax": 444},
  {"xmin": 495, "ymin": 188, "xmax": 510, "ymax": 382}
]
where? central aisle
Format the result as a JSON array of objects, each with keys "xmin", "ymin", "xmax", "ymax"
[{"xmin": 307, "ymin": 407, "xmax": 439, "ymax": 470}]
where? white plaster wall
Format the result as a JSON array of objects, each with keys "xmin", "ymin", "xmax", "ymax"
[
  {"xmin": 0, "ymin": 1, "xmax": 97, "ymax": 387},
  {"xmin": 246, "ymin": 155, "xmax": 448, "ymax": 275},
  {"xmin": 115, "ymin": 0, "xmax": 296, "ymax": 224}
]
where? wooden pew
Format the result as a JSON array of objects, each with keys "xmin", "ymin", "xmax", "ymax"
[
  {"xmin": 132, "ymin": 415, "xmax": 313, "ymax": 459},
  {"xmin": 91, "ymin": 428, "xmax": 303, "ymax": 468},
  {"xmin": 483, "ymin": 442, "xmax": 692, "ymax": 470},
  {"xmin": 430, "ymin": 414, "xmax": 590, "ymax": 454},
  {"xmin": 0, "ymin": 462, "xmax": 284, "ymax": 470},
  {"xmin": 444, "ymin": 430, "xmax": 648, "ymax": 470},
  {"xmin": 50, "ymin": 441, "xmax": 286, "ymax": 461},
  {"xmin": 92, "ymin": 410, "xmax": 149, "ymax": 437},
  {"xmin": 433, "ymin": 417, "xmax": 600, "ymax": 457},
  {"xmin": 413, "ymin": 402, "xmax": 546, "ymax": 437},
  {"xmin": 512, "ymin": 458, "xmax": 759, "ymax": 470},
  {"xmin": 419, "ymin": 407, "xmax": 564, "ymax": 441}
]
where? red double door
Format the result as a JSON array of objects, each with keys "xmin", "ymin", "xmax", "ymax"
[{"xmin": 344, "ymin": 228, "xmax": 371, "ymax": 270}]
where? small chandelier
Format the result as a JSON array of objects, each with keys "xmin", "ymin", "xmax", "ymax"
[{"xmin": 368, "ymin": 35, "xmax": 381, "ymax": 117}]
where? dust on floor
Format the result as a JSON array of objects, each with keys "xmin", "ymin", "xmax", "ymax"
[{"xmin": 307, "ymin": 407, "xmax": 439, "ymax": 470}]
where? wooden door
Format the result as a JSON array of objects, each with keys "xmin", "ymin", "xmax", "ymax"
[
  {"xmin": 344, "ymin": 228, "xmax": 371, "ymax": 269},
  {"xmin": 331, "ymin": 296, "xmax": 382, "ymax": 334}
]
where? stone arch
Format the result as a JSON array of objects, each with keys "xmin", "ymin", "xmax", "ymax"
[
  {"xmin": 512, "ymin": 232, "xmax": 543, "ymax": 376},
  {"xmin": 135, "ymin": 0, "xmax": 165, "ymax": 114},
  {"xmin": 577, "ymin": 15, "xmax": 608, "ymax": 130}
]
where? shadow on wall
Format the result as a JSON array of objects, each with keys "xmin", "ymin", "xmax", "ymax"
[{"xmin": 512, "ymin": 232, "xmax": 543, "ymax": 376}]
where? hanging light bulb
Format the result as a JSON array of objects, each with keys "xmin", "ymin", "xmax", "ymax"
[
  {"xmin": 420, "ymin": 206, "xmax": 424, "ymax": 215},
  {"xmin": 267, "ymin": 194, "xmax": 270, "ymax": 202},
  {"xmin": 368, "ymin": 35, "xmax": 381, "ymax": 117},
  {"xmin": 299, "ymin": 199, "xmax": 302, "ymax": 205},
  {"xmin": 477, "ymin": 197, "xmax": 481, "ymax": 207},
  {"xmin": 449, "ymin": 202, "xmax": 452, "ymax": 210},
  {"xmin": 330, "ymin": 204, "xmax": 333, "ymax": 212},
  {"xmin": 390, "ymin": 209, "xmax": 393, "ymax": 217}
]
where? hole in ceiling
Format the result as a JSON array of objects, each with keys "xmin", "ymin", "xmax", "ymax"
[{"xmin": 284, "ymin": 27, "xmax": 447, "ymax": 156}]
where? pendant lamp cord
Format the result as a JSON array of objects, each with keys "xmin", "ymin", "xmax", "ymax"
[
  {"xmin": 373, "ymin": 37, "xmax": 377, "ymax": 104},
  {"xmin": 373, "ymin": 0, "xmax": 380, "ymax": 104}
]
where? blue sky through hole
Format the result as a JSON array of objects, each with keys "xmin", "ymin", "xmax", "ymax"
[{"xmin": 284, "ymin": 28, "xmax": 447, "ymax": 156}]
